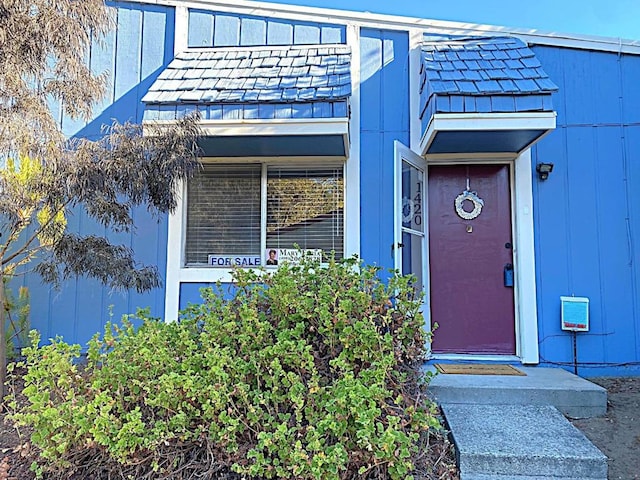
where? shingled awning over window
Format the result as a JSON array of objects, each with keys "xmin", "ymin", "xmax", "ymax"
[
  {"xmin": 143, "ymin": 44, "xmax": 352, "ymax": 157},
  {"xmin": 419, "ymin": 36, "xmax": 558, "ymax": 155}
]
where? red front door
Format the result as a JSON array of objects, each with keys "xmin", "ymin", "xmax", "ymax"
[{"xmin": 429, "ymin": 164, "xmax": 516, "ymax": 355}]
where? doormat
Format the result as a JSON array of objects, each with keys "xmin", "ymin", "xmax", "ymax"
[{"xmin": 434, "ymin": 364, "xmax": 526, "ymax": 376}]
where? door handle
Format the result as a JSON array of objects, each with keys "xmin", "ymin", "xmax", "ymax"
[
  {"xmin": 504, "ymin": 263, "xmax": 514, "ymax": 287},
  {"xmin": 391, "ymin": 242, "xmax": 404, "ymax": 258}
]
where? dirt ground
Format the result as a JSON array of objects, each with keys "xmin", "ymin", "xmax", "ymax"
[{"xmin": 571, "ymin": 377, "xmax": 640, "ymax": 480}]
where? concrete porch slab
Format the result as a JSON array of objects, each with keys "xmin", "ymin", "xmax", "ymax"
[
  {"xmin": 427, "ymin": 366, "xmax": 607, "ymax": 418},
  {"xmin": 442, "ymin": 404, "xmax": 608, "ymax": 480}
]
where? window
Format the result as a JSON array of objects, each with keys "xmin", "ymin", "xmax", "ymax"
[
  {"xmin": 185, "ymin": 165, "xmax": 261, "ymax": 265},
  {"xmin": 185, "ymin": 163, "xmax": 344, "ymax": 266}
]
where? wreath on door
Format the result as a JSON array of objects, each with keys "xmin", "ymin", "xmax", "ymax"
[{"xmin": 455, "ymin": 190, "xmax": 484, "ymax": 220}]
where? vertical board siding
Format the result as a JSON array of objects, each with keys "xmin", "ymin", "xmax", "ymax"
[
  {"xmin": 24, "ymin": 206, "xmax": 169, "ymax": 348},
  {"xmin": 359, "ymin": 29, "xmax": 409, "ymax": 270},
  {"xmin": 621, "ymin": 56, "xmax": 640, "ymax": 124},
  {"xmin": 532, "ymin": 45, "xmax": 640, "ymax": 373},
  {"xmin": 143, "ymin": 102, "xmax": 348, "ymax": 121},
  {"xmin": 565, "ymin": 127, "xmax": 605, "ymax": 364},
  {"xmin": 62, "ymin": 2, "xmax": 175, "ymax": 137},
  {"xmin": 114, "ymin": 7, "xmax": 143, "ymax": 103},
  {"xmin": 240, "ymin": 18, "xmax": 267, "ymax": 46},
  {"xmin": 141, "ymin": 10, "xmax": 168, "ymax": 78},
  {"xmin": 89, "ymin": 28, "xmax": 117, "ymax": 127},
  {"xmin": 213, "ymin": 15, "xmax": 241, "ymax": 47},
  {"xmin": 24, "ymin": 2, "xmax": 175, "ymax": 348},
  {"xmin": 188, "ymin": 10, "xmax": 215, "ymax": 47},
  {"xmin": 532, "ymin": 129, "xmax": 573, "ymax": 363},
  {"xmin": 624, "ymin": 124, "xmax": 640, "ymax": 365},
  {"xmin": 593, "ymin": 126, "xmax": 635, "ymax": 364},
  {"xmin": 188, "ymin": 9, "xmax": 346, "ymax": 48}
]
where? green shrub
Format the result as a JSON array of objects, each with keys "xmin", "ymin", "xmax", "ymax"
[{"xmin": 7, "ymin": 257, "xmax": 442, "ymax": 479}]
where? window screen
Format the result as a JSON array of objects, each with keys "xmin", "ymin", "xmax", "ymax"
[
  {"xmin": 185, "ymin": 164, "xmax": 261, "ymax": 265},
  {"xmin": 266, "ymin": 167, "xmax": 344, "ymax": 260}
]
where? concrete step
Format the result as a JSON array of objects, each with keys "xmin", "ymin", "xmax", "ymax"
[
  {"xmin": 428, "ymin": 366, "xmax": 607, "ymax": 418},
  {"xmin": 442, "ymin": 404, "xmax": 608, "ymax": 480}
]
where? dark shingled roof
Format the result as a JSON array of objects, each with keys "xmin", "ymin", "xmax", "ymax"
[
  {"xmin": 421, "ymin": 36, "xmax": 558, "ymax": 96},
  {"xmin": 142, "ymin": 44, "xmax": 351, "ymax": 104}
]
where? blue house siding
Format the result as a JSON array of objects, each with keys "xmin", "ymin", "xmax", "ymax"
[
  {"xmin": 187, "ymin": 10, "xmax": 345, "ymax": 48},
  {"xmin": 532, "ymin": 45, "xmax": 640, "ymax": 375},
  {"xmin": 145, "ymin": 101, "xmax": 348, "ymax": 121},
  {"xmin": 18, "ymin": 206, "xmax": 169, "ymax": 346},
  {"xmin": 359, "ymin": 29, "xmax": 410, "ymax": 271},
  {"xmin": 18, "ymin": 1, "xmax": 176, "ymax": 346},
  {"xmin": 57, "ymin": 3, "xmax": 175, "ymax": 139}
]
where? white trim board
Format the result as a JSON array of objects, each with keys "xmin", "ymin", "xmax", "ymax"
[
  {"xmin": 122, "ymin": 0, "xmax": 640, "ymax": 55},
  {"xmin": 409, "ymin": 29, "xmax": 423, "ymax": 152},
  {"xmin": 145, "ymin": 117, "xmax": 349, "ymax": 137},
  {"xmin": 419, "ymin": 112, "xmax": 557, "ymax": 157},
  {"xmin": 513, "ymin": 149, "xmax": 539, "ymax": 363},
  {"xmin": 344, "ymin": 24, "xmax": 361, "ymax": 259},
  {"xmin": 198, "ymin": 118, "xmax": 349, "ymax": 138}
]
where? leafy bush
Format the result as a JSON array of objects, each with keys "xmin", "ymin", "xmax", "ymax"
[{"xmin": 7, "ymin": 257, "xmax": 443, "ymax": 479}]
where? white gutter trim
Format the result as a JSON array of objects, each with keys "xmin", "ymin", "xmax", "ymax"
[
  {"xmin": 145, "ymin": 117, "xmax": 349, "ymax": 147},
  {"xmin": 119, "ymin": 0, "xmax": 640, "ymax": 55}
]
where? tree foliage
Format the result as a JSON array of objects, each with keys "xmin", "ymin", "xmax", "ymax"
[
  {"xmin": 1, "ymin": 119, "xmax": 201, "ymax": 291},
  {"xmin": 0, "ymin": 0, "xmax": 201, "ymax": 398},
  {"xmin": 0, "ymin": 0, "xmax": 111, "ymax": 157}
]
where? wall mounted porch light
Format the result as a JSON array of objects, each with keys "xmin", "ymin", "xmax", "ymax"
[{"xmin": 536, "ymin": 162, "xmax": 554, "ymax": 181}]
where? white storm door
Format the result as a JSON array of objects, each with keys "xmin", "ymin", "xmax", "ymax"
[{"xmin": 393, "ymin": 141, "xmax": 428, "ymax": 311}]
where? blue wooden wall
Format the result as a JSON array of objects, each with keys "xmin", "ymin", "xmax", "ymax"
[
  {"xmin": 56, "ymin": 2, "xmax": 176, "ymax": 139},
  {"xmin": 531, "ymin": 45, "xmax": 640, "ymax": 375},
  {"xmin": 359, "ymin": 29, "xmax": 410, "ymax": 272},
  {"xmin": 17, "ymin": 1, "xmax": 176, "ymax": 346},
  {"xmin": 187, "ymin": 10, "xmax": 345, "ymax": 47}
]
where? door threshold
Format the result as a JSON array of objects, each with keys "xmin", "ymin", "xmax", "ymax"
[{"xmin": 428, "ymin": 353, "xmax": 522, "ymax": 364}]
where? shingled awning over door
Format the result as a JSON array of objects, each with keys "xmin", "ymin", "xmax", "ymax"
[{"xmin": 419, "ymin": 36, "xmax": 558, "ymax": 155}]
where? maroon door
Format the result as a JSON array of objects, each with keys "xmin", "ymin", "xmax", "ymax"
[{"xmin": 429, "ymin": 164, "xmax": 515, "ymax": 354}]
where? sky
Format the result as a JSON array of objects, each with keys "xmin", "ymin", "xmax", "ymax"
[{"xmin": 267, "ymin": 0, "xmax": 640, "ymax": 41}]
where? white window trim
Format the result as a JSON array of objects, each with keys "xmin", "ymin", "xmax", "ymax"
[
  {"xmin": 165, "ymin": 157, "xmax": 352, "ymax": 321},
  {"xmin": 419, "ymin": 112, "xmax": 557, "ymax": 157}
]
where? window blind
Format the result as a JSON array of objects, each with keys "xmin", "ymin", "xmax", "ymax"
[
  {"xmin": 185, "ymin": 164, "xmax": 261, "ymax": 265},
  {"xmin": 266, "ymin": 167, "xmax": 344, "ymax": 260}
]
